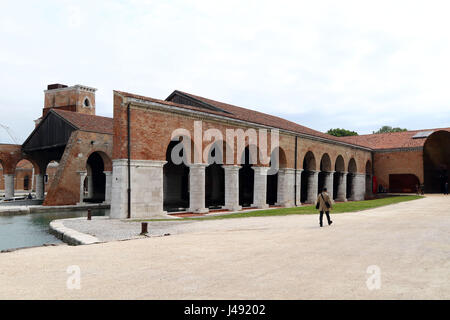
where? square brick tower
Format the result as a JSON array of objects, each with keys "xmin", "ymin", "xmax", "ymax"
[{"xmin": 42, "ymin": 84, "xmax": 97, "ymax": 118}]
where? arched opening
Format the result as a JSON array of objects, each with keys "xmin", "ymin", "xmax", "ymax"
[
  {"xmin": 347, "ymin": 158, "xmax": 357, "ymax": 200},
  {"xmin": 239, "ymin": 146, "xmax": 255, "ymax": 207},
  {"xmin": 333, "ymin": 155, "xmax": 345, "ymax": 200},
  {"xmin": 266, "ymin": 147, "xmax": 287, "ymax": 205},
  {"xmin": 14, "ymin": 159, "xmax": 35, "ymax": 194},
  {"xmin": 423, "ymin": 131, "xmax": 450, "ymax": 193},
  {"xmin": 301, "ymin": 151, "xmax": 316, "ymax": 203},
  {"xmin": 84, "ymin": 152, "xmax": 107, "ymax": 203},
  {"xmin": 205, "ymin": 141, "xmax": 225, "ymax": 209},
  {"xmin": 318, "ymin": 153, "xmax": 331, "ymax": 194},
  {"xmin": 365, "ymin": 160, "xmax": 372, "ymax": 197},
  {"xmin": 163, "ymin": 139, "xmax": 190, "ymax": 212}
]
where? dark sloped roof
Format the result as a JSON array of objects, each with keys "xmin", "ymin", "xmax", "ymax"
[
  {"xmin": 337, "ymin": 127, "xmax": 450, "ymax": 150},
  {"xmin": 52, "ymin": 109, "xmax": 113, "ymax": 135},
  {"xmin": 115, "ymin": 89, "xmax": 360, "ymax": 147}
]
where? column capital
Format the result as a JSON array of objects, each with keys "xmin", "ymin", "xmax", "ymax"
[
  {"xmin": 252, "ymin": 166, "xmax": 269, "ymax": 174},
  {"xmin": 77, "ymin": 171, "xmax": 87, "ymax": 176},
  {"xmin": 222, "ymin": 165, "xmax": 242, "ymax": 171},
  {"xmin": 188, "ymin": 163, "xmax": 208, "ymax": 168},
  {"xmin": 278, "ymin": 168, "xmax": 297, "ymax": 174},
  {"xmin": 103, "ymin": 171, "xmax": 112, "ymax": 176}
]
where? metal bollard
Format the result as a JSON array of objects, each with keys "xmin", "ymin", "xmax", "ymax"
[
  {"xmin": 140, "ymin": 222, "xmax": 148, "ymax": 235},
  {"xmin": 87, "ymin": 209, "xmax": 92, "ymax": 220}
]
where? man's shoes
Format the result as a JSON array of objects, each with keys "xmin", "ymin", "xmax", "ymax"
[
  {"xmin": 319, "ymin": 224, "xmax": 323, "ymax": 227},
  {"xmin": 329, "ymin": 221, "xmax": 333, "ymax": 225}
]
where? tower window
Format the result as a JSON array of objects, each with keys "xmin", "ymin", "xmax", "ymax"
[{"xmin": 83, "ymin": 97, "xmax": 91, "ymax": 107}]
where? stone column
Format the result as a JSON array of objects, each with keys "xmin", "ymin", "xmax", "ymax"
[
  {"xmin": 324, "ymin": 171, "xmax": 335, "ymax": 196},
  {"xmin": 351, "ymin": 173, "xmax": 366, "ymax": 201},
  {"xmin": 3, "ymin": 174, "xmax": 15, "ymax": 199},
  {"xmin": 366, "ymin": 174, "xmax": 373, "ymax": 197},
  {"xmin": 251, "ymin": 166, "xmax": 269, "ymax": 209},
  {"xmin": 305, "ymin": 170, "xmax": 319, "ymax": 204},
  {"xmin": 110, "ymin": 159, "xmax": 168, "ymax": 219},
  {"xmin": 103, "ymin": 171, "xmax": 112, "ymax": 204},
  {"xmin": 77, "ymin": 171, "xmax": 87, "ymax": 205},
  {"xmin": 188, "ymin": 163, "xmax": 209, "ymax": 214},
  {"xmin": 276, "ymin": 168, "xmax": 295, "ymax": 207},
  {"xmin": 222, "ymin": 165, "xmax": 242, "ymax": 211},
  {"xmin": 336, "ymin": 172, "xmax": 348, "ymax": 202},
  {"xmin": 295, "ymin": 169, "xmax": 303, "ymax": 206},
  {"xmin": 35, "ymin": 174, "xmax": 45, "ymax": 200},
  {"xmin": 87, "ymin": 175, "xmax": 94, "ymax": 199}
]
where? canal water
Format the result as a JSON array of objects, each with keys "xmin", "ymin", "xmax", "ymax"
[{"xmin": 0, "ymin": 209, "xmax": 107, "ymax": 252}]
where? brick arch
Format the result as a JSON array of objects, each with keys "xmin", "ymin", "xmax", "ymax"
[
  {"xmin": 13, "ymin": 157, "xmax": 41, "ymax": 174},
  {"xmin": 348, "ymin": 158, "xmax": 357, "ymax": 173},
  {"xmin": 365, "ymin": 160, "xmax": 372, "ymax": 175},
  {"xmin": 0, "ymin": 144, "xmax": 22, "ymax": 174},
  {"xmin": 86, "ymin": 150, "xmax": 112, "ymax": 171},
  {"xmin": 302, "ymin": 151, "xmax": 317, "ymax": 171},
  {"xmin": 269, "ymin": 146, "xmax": 288, "ymax": 169},
  {"xmin": 165, "ymin": 134, "xmax": 195, "ymax": 165},
  {"xmin": 237, "ymin": 143, "xmax": 265, "ymax": 166},
  {"xmin": 319, "ymin": 153, "xmax": 332, "ymax": 172},
  {"xmin": 335, "ymin": 155, "xmax": 346, "ymax": 172}
]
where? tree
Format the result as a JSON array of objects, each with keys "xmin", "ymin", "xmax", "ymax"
[
  {"xmin": 326, "ymin": 128, "xmax": 359, "ymax": 137},
  {"xmin": 373, "ymin": 126, "xmax": 407, "ymax": 134}
]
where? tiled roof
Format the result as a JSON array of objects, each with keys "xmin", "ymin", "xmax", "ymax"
[
  {"xmin": 114, "ymin": 89, "xmax": 450, "ymax": 150},
  {"xmin": 115, "ymin": 90, "xmax": 361, "ymax": 147},
  {"xmin": 337, "ymin": 127, "xmax": 450, "ymax": 150},
  {"xmin": 52, "ymin": 109, "xmax": 113, "ymax": 135}
]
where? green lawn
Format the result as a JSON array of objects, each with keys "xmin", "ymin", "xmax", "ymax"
[{"xmin": 134, "ymin": 195, "xmax": 423, "ymax": 222}]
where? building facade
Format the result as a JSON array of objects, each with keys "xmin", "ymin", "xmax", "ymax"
[{"xmin": 0, "ymin": 84, "xmax": 448, "ymax": 219}]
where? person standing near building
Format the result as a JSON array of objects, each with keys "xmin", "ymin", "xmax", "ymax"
[
  {"xmin": 445, "ymin": 181, "xmax": 449, "ymax": 195},
  {"xmin": 316, "ymin": 187, "xmax": 333, "ymax": 227}
]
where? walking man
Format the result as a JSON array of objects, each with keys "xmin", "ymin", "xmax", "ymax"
[{"xmin": 316, "ymin": 187, "xmax": 333, "ymax": 227}]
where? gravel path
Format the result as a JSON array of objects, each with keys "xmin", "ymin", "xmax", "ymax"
[{"xmin": 0, "ymin": 195, "xmax": 449, "ymax": 299}]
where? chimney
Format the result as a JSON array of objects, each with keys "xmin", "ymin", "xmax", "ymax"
[{"xmin": 47, "ymin": 84, "xmax": 68, "ymax": 90}]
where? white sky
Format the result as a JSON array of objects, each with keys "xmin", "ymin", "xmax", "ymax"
[{"xmin": 1, "ymin": 0, "xmax": 449, "ymax": 143}]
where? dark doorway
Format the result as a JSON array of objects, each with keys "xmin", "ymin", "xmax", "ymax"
[
  {"xmin": 163, "ymin": 140, "xmax": 190, "ymax": 212},
  {"xmin": 24, "ymin": 175, "xmax": 30, "ymax": 191},
  {"xmin": 266, "ymin": 170, "xmax": 278, "ymax": 205},
  {"xmin": 423, "ymin": 131, "xmax": 450, "ymax": 193},
  {"xmin": 205, "ymin": 164, "xmax": 225, "ymax": 208},
  {"xmin": 85, "ymin": 152, "xmax": 106, "ymax": 203},
  {"xmin": 239, "ymin": 147, "xmax": 254, "ymax": 207},
  {"xmin": 389, "ymin": 174, "xmax": 420, "ymax": 193}
]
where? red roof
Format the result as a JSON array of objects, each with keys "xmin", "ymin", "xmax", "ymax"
[
  {"xmin": 337, "ymin": 127, "xmax": 450, "ymax": 149},
  {"xmin": 115, "ymin": 90, "xmax": 360, "ymax": 147},
  {"xmin": 52, "ymin": 109, "xmax": 113, "ymax": 135}
]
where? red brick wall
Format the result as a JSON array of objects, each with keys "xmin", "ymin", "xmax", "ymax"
[
  {"xmin": 373, "ymin": 149, "xmax": 424, "ymax": 189},
  {"xmin": 43, "ymin": 130, "xmax": 113, "ymax": 206},
  {"xmin": 113, "ymin": 93, "xmax": 372, "ymax": 174}
]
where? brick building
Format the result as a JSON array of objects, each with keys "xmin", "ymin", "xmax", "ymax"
[{"xmin": 0, "ymin": 84, "xmax": 448, "ymax": 219}]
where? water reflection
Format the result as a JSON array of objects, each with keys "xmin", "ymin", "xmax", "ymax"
[{"xmin": 0, "ymin": 209, "xmax": 107, "ymax": 251}]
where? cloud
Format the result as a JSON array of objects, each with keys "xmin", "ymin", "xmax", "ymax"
[{"xmin": 0, "ymin": 0, "xmax": 449, "ymax": 143}]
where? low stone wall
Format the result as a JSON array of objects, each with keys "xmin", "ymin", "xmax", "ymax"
[{"xmin": 49, "ymin": 218, "xmax": 101, "ymax": 246}]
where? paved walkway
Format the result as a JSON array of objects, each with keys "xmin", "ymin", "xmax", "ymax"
[{"xmin": 0, "ymin": 195, "xmax": 449, "ymax": 299}]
